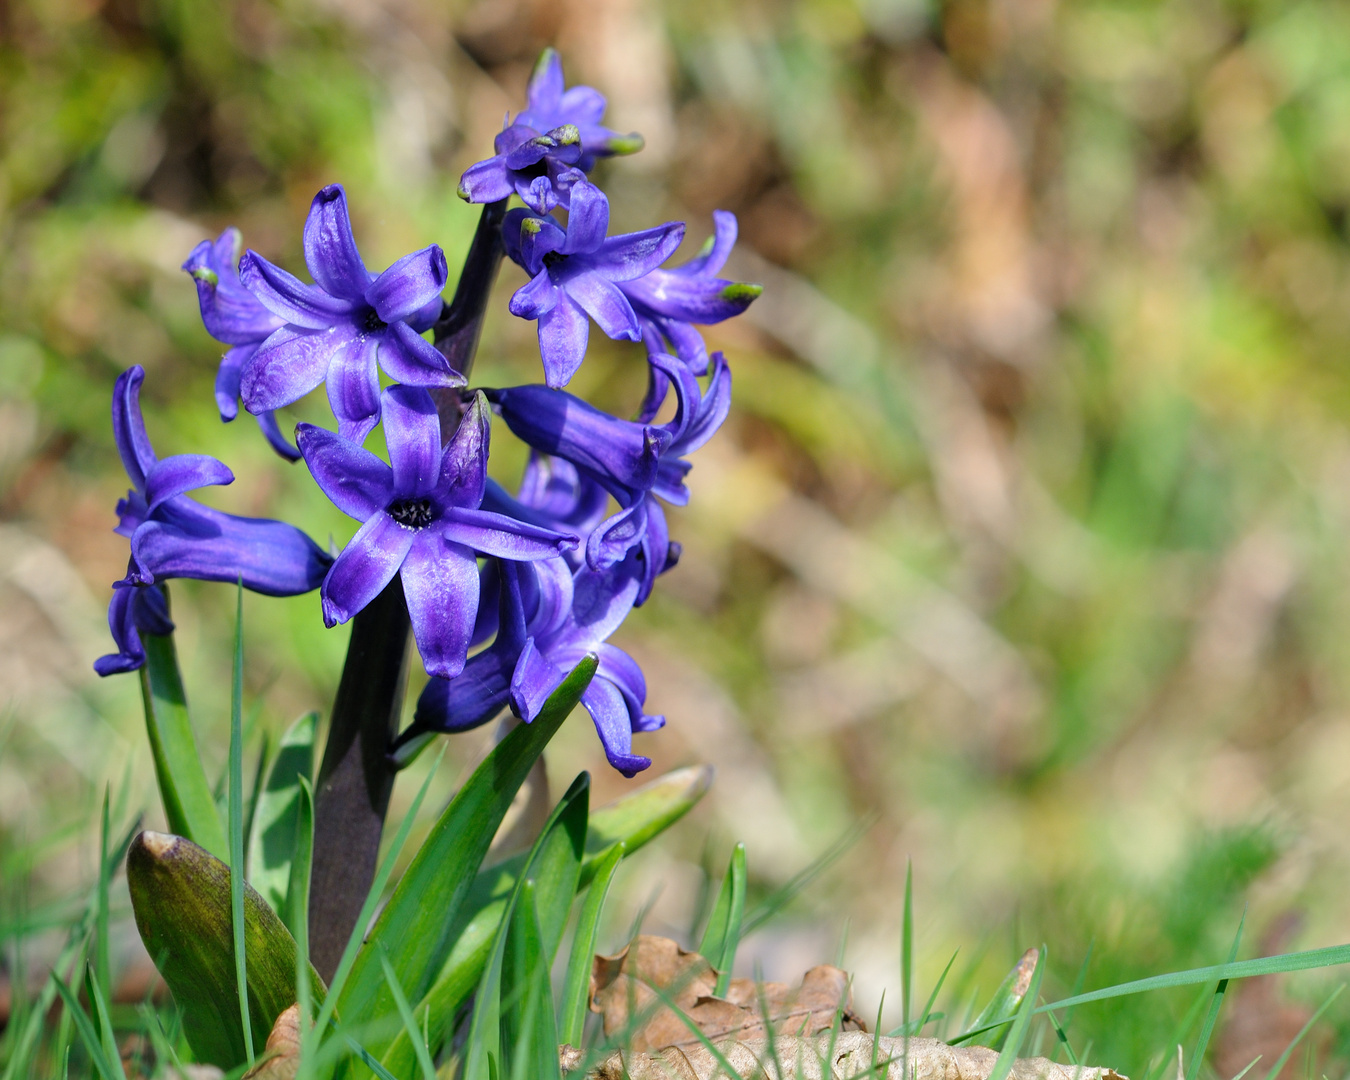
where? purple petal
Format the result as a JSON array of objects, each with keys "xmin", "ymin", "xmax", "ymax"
[
  {"xmin": 566, "ymin": 272, "xmax": 639, "ymax": 341},
  {"xmin": 585, "ymin": 501, "xmax": 647, "ymax": 570},
  {"xmin": 458, "ymin": 157, "xmax": 516, "ymax": 205},
  {"xmin": 559, "ymin": 85, "xmax": 607, "ymax": 125},
  {"xmin": 634, "ymin": 497, "xmax": 670, "ymax": 606},
  {"xmin": 365, "ymin": 245, "xmax": 448, "ymax": 324},
  {"xmin": 95, "ymin": 586, "xmax": 146, "ymax": 676},
  {"xmin": 402, "ymin": 533, "xmax": 480, "ymax": 678},
  {"xmin": 509, "ymin": 268, "xmax": 561, "ymax": 320},
  {"xmin": 437, "ymin": 392, "xmax": 490, "ymax": 508},
  {"xmin": 382, "ymin": 385, "xmax": 441, "ymax": 498},
  {"xmin": 407, "ymin": 295, "xmax": 445, "ymax": 333},
  {"xmin": 296, "ymin": 423, "xmax": 392, "ymax": 521},
  {"xmin": 255, "ymin": 411, "xmax": 301, "ymax": 462},
  {"xmin": 302, "ymin": 185, "xmax": 373, "ymax": 301},
  {"xmin": 377, "ymin": 321, "xmax": 463, "ymax": 388},
  {"xmin": 439, "ymin": 506, "xmax": 577, "ymax": 559},
  {"xmin": 518, "ymin": 216, "xmax": 568, "ymax": 277},
  {"xmin": 581, "ymin": 677, "xmax": 651, "ymax": 776},
  {"xmin": 536, "ymin": 294, "xmax": 590, "ymax": 388},
  {"xmin": 582, "ymin": 221, "xmax": 685, "ymax": 282},
  {"xmin": 566, "ymin": 557, "xmax": 643, "ymax": 646},
  {"xmin": 144, "ymin": 454, "xmax": 233, "ymax": 517},
  {"xmin": 521, "ymin": 556, "xmax": 574, "ymax": 639},
  {"xmin": 414, "ymin": 652, "xmax": 513, "ymax": 732},
  {"xmin": 622, "ymin": 270, "xmax": 761, "ymax": 325},
  {"xmin": 560, "ymin": 180, "xmax": 609, "ymax": 254},
  {"xmin": 130, "ymin": 501, "xmax": 333, "ymax": 596},
  {"xmin": 184, "ymin": 234, "xmax": 283, "ymax": 345},
  {"xmin": 525, "ymin": 48, "xmax": 565, "ymax": 117},
  {"xmin": 240, "ymin": 325, "xmax": 351, "ymax": 413},
  {"xmin": 676, "ymin": 210, "xmax": 739, "ymax": 277},
  {"xmin": 596, "ymin": 642, "xmax": 648, "ymax": 711},
  {"xmin": 321, "ymin": 512, "xmax": 413, "ymax": 626},
  {"xmin": 112, "ymin": 366, "xmax": 157, "ymax": 492},
  {"xmin": 239, "ymin": 251, "xmax": 357, "ymax": 329},
  {"xmin": 671, "ymin": 351, "xmax": 731, "ymax": 456},
  {"xmin": 215, "ymin": 343, "xmax": 257, "ymax": 421},
  {"xmin": 510, "ymin": 637, "xmax": 564, "ymax": 722},
  {"xmin": 326, "ymin": 333, "xmax": 382, "ymax": 444}
]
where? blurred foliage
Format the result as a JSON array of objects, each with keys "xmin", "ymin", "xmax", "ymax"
[{"xmin": 7, "ymin": 0, "xmax": 1350, "ymax": 1074}]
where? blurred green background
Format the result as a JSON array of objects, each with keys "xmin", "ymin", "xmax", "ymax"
[{"xmin": 5, "ymin": 0, "xmax": 1350, "ymax": 1073}]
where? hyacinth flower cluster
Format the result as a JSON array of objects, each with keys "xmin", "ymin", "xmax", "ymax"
[{"xmin": 96, "ymin": 47, "xmax": 760, "ymax": 782}]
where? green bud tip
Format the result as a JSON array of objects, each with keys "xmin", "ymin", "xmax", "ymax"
[
  {"xmin": 456, "ymin": 182, "xmax": 471, "ymax": 201},
  {"xmin": 607, "ymin": 132, "xmax": 645, "ymax": 156},
  {"xmin": 720, "ymin": 282, "xmax": 763, "ymax": 303},
  {"xmin": 532, "ymin": 48, "xmax": 560, "ymax": 83},
  {"xmin": 189, "ymin": 267, "xmax": 219, "ymax": 287},
  {"xmin": 521, "ymin": 218, "xmax": 543, "ymax": 235},
  {"xmin": 556, "ymin": 124, "xmax": 581, "ymax": 146}
]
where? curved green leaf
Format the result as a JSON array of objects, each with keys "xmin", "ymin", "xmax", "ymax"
[
  {"xmin": 126, "ymin": 830, "xmax": 326, "ymax": 1069},
  {"xmin": 559, "ymin": 841, "xmax": 624, "ymax": 1046},
  {"xmin": 699, "ymin": 842, "xmax": 746, "ymax": 996},
  {"xmin": 248, "ymin": 711, "xmax": 317, "ymax": 917}
]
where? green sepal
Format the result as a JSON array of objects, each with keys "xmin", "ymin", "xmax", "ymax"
[
  {"xmin": 606, "ymin": 132, "xmax": 645, "ymax": 155},
  {"xmin": 338, "ymin": 655, "xmax": 596, "ymax": 1059},
  {"xmin": 247, "ymin": 711, "xmax": 317, "ymax": 917},
  {"xmin": 126, "ymin": 830, "xmax": 326, "ymax": 1069},
  {"xmin": 139, "ymin": 629, "xmax": 228, "ymax": 861},
  {"xmin": 720, "ymin": 282, "xmax": 763, "ymax": 304}
]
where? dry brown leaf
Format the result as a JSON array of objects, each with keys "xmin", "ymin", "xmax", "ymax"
[
  {"xmin": 563, "ymin": 1032, "xmax": 1128, "ymax": 1080},
  {"xmin": 241, "ymin": 1004, "xmax": 300, "ymax": 1080},
  {"xmin": 590, "ymin": 935, "xmax": 866, "ymax": 1054}
]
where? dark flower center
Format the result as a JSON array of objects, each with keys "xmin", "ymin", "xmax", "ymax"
[
  {"xmin": 543, "ymin": 251, "xmax": 566, "ymax": 269},
  {"xmin": 517, "ymin": 159, "xmax": 550, "ymax": 180},
  {"xmin": 362, "ymin": 308, "xmax": 387, "ymax": 334},
  {"xmin": 387, "ymin": 497, "xmax": 434, "ymax": 528}
]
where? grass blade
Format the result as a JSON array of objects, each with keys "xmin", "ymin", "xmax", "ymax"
[
  {"xmin": 740, "ymin": 817, "xmax": 871, "ymax": 938},
  {"xmin": 139, "ymin": 607, "xmax": 228, "ymax": 860},
  {"xmin": 95, "ymin": 788, "xmax": 112, "ymax": 1007},
  {"xmin": 559, "ymin": 842, "xmax": 625, "ymax": 1046},
  {"xmin": 954, "ymin": 947, "xmax": 1040, "ymax": 1048},
  {"xmin": 698, "ymin": 842, "xmax": 746, "ymax": 997},
  {"xmin": 52, "ymin": 973, "xmax": 124, "ymax": 1080},
  {"xmin": 1188, "ymin": 913, "xmax": 1246, "ymax": 1080},
  {"xmin": 249, "ymin": 712, "xmax": 318, "ymax": 918},
  {"xmin": 1258, "ymin": 984, "xmax": 1342, "ymax": 1080},
  {"xmin": 890, "ymin": 949, "xmax": 957, "ymax": 1037},
  {"xmin": 229, "ymin": 581, "xmax": 253, "ymax": 1063},
  {"xmin": 501, "ymin": 880, "xmax": 562, "ymax": 1080},
  {"xmin": 380, "ymin": 952, "xmax": 437, "ymax": 1080},
  {"xmin": 291, "ymin": 775, "xmax": 315, "ymax": 1069},
  {"xmin": 985, "ymin": 945, "xmax": 1046, "ymax": 1080},
  {"xmin": 902, "ymin": 857, "xmax": 913, "ymax": 1033}
]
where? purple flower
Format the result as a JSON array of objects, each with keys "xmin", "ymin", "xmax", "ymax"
[
  {"xmin": 94, "ymin": 577, "xmax": 173, "ymax": 676},
  {"xmin": 619, "ymin": 210, "xmax": 762, "ymax": 376},
  {"xmin": 415, "ymin": 553, "xmax": 662, "ymax": 776},
  {"xmin": 183, "ymin": 229, "xmax": 297, "ymax": 461},
  {"xmin": 458, "ymin": 48, "xmax": 643, "ymax": 214},
  {"xmin": 97, "ymin": 366, "xmax": 334, "ymax": 674},
  {"xmin": 503, "ymin": 178, "xmax": 684, "ymax": 387},
  {"xmin": 238, "ymin": 185, "xmax": 460, "ymax": 445},
  {"xmin": 296, "ymin": 386, "xmax": 579, "ymax": 678},
  {"xmin": 482, "ymin": 452, "xmax": 611, "ymax": 568}
]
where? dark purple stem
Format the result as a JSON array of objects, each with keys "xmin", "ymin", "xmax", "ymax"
[{"xmin": 307, "ymin": 200, "xmax": 507, "ymax": 980}]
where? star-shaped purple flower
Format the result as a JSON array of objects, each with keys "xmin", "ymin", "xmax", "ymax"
[
  {"xmin": 619, "ymin": 210, "xmax": 762, "ymax": 377},
  {"xmin": 97, "ymin": 366, "xmax": 334, "ymax": 674},
  {"xmin": 239, "ymin": 185, "xmax": 460, "ymax": 445},
  {"xmin": 414, "ymin": 552, "xmax": 662, "ymax": 776},
  {"xmin": 183, "ymin": 228, "xmax": 296, "ymax": 460},
  {"xmin": 458, "ymin": 48, "xmax": 643, "ymax": 214},
  {"xmin": 296, "ymin": 386, "xmax": 580, "ymax": 678},
  {"xmin": 503, "ymin": 178, "xmax": 684, "ymax": 388}
]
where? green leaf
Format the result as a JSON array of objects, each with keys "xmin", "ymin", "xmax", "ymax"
[
  {"xmin": 290, "ymin": 775, "xmax": 315, "ymax": 1053},
  {"xmin": 95, "ymin": 790, "xmax": 112, "ymax": 1008},
  {"xmin": 248, "ymin": 711, "xmax": 318, "ymax": 917},
  {"xmin": 559, "ymin": 842, "xmax": 624, "ymax": 1046},
  {"xmin": 139, "ymin": 627, "xmax": 228, "ymax": 860},
  {"xmin": 383, "ymin": 762, "xmax": 710, "ymax": 1071},
  {"xmin": 381, "ymin": 771, "xmax": 591, "ymax": 1079},
  {"xmin": 126, "ymin": 831, "xmax": 326, "ymax": 1069},
  {"xmin": 901, "ymin": 858, "xmax": 913, "ymax": 1031},
  {"xmin": 1188, "ymin": 913, "xmax": 1245, "ymax": 1080},
  {"xmin": 380, "ymin": 952, "xmax": 437, "ymax": 1080},
  {"xmin": 956, "ymin": 947, "xmax": 1041, "ymax": 1049},
  {"xmin": 986, "ymin": 945, "xmax": 1046, "ymax": 1080},
  {"xmin": 698, "ymin": 842, "xmax": 746, "ymax": 997},
  {"xmin": 52, "ymin": 974, "xmax": 124, "ymax": 1080},
  {"xmin": 229, "ymin": 582, "xmax": 254, "ymax": 1064},
  {"xmin": 501, "ymin": 882, "xmax": 562, "ymax": 1080},
  {"xmin": 338, "ymin": 656, "xmax": 596, "ymax": 1051}
]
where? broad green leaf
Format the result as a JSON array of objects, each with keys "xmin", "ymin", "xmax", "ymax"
[
  {"xmin": 248, "ymin": 712, "xmax": 318, "ymax": 917},
  {"xmin": 290, "ymin": 774, "xmax": 315, "ymax": 1055},
  {"xmin": 126, "ymin": 830, "xmax": 326, "ymax": 1069},
  {"xmin": 699, "ymin": 842, "xmax": 746, "ymax": 997},
  {"xmin": 140, "ymin": 629, "xmax": 228, "ymax": 860},
  {"xmin": 339, "ymin": 656, "xmax": 596, "ymax": 1055},
  {"xmin": 381, "ymin": 772, "xmax": 591, "ymax": 1079},
  {"xmin": 383, "ymin": 762, "xmax": 711, "ymax": 1071},
  {"xmin": 228, "ymin": 582, "xmax": 254, "ymax": 1063},
  {"xmin": 501, "ymin": 882, "xmax": 561, "ymax": 1080},
  {"xmin": 559, "ymin": 841, "xmax": 624, "ymax": 1046}
]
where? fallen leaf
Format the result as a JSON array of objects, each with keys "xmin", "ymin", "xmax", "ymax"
[
  {"xmin": 563, "ymin": 1032, "xmax": 1128, "ymax": 1080},
  {"xmin": 241, "ymin": 1004, "xmax": 300, "ymax": 1080},
  {"xmin": 590, "ymin": 935, "xmax": 866, "ymax": 1053}
]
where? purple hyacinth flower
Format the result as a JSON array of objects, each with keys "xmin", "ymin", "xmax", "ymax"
[
  {"xmin": 94, "ymin": 577, "xmax": 174, "ymax": 676},
  {"xmin": 482, "ymin": 452, "xmax": 611, "ymax": 570},
  {"xmin": 619, "ymin": 210, "xmax": 762, "ymax": 377},
  {"xmin": 239, "ymin": 185, "xmax": 460, "ymax": 445},
  {"xmin": 416, "ymin": 552, "xmax": 662, "ymax": 777},
  {"xmin": 97, "ymin": 367, "xmax": 334, "ymax": 675},
  {"xmin": 502, "ymin": 178, "xmax": 684, "ymax": 387},
  {"xmin": 458, "ymin": 48, "xmax": 643, "ymax": 214},
  {"xmin": 183, "ymin": 228, "xmax": 298, "ymax": 460},
  {"xmin": 296, "ymin": 386, "xmax": 579, "ymax": 678}
]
